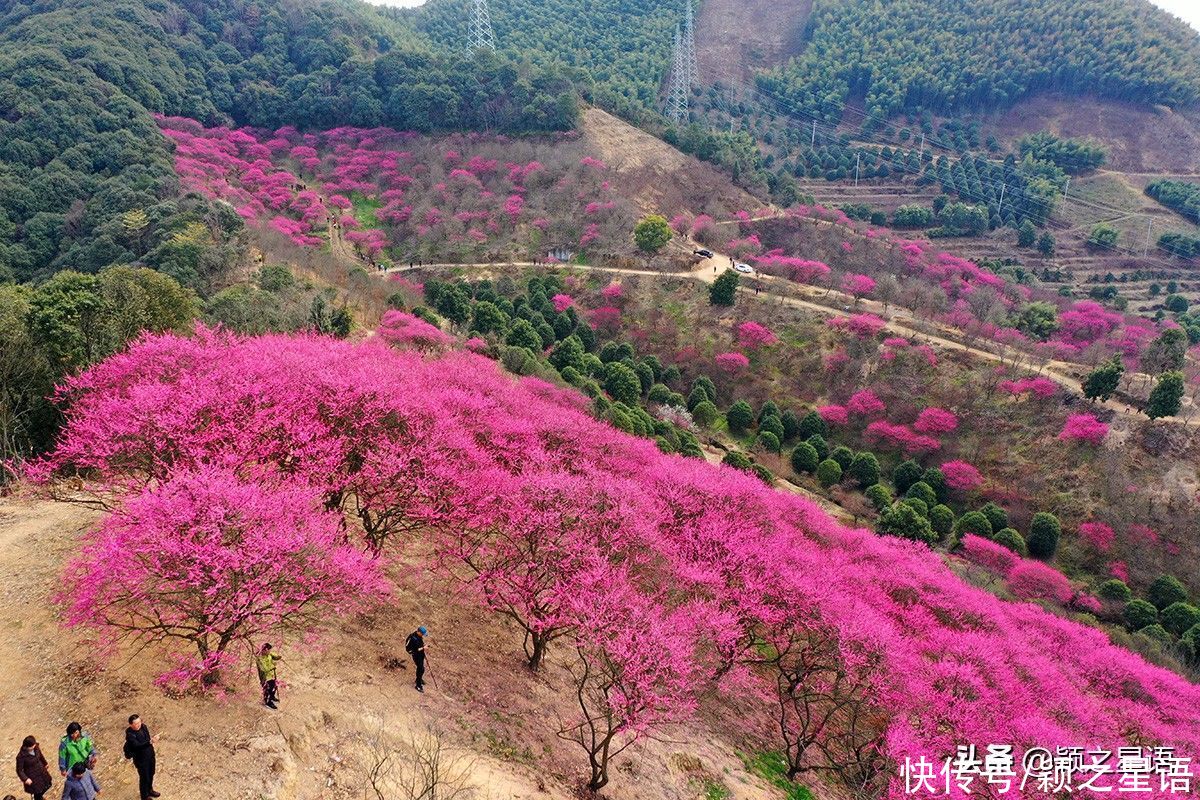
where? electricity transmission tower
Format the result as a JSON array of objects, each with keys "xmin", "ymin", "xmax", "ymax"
[
  {"xmin": 467, "ymin": 0, "xmax": 497, "ymax": 53},
  {"xmin": 682, "ymin": 2, "xmax": 698, "ymax": 89},
  {"xmin": 666, "ymin": 23, "xmax": 689, "ymax": 124}
]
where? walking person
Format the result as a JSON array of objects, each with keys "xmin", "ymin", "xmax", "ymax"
[
  {"xmin": 256, "ymin": 643, "xmax": 282, "ymax": 709},
  {"xmin": 16, "ymin": 736, "xmax": 52, "ymax": 800},
  {"xmin": 56, "ymin": 725, "xmax": 95, "ymax": 778},
  {"xmin": 404, "ymin": 626, "xmax": 428, "ymax": 693},
  {"xmin": 59, "ymin": 763, "xmax": 99, "ymax": 800},
  {"xmin": 123, "ymin": 715, "xmax": 158, "ymax": 799}
]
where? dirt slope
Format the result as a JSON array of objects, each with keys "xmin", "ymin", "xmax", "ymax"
[
  {"xmin": 694, "ymin": 0, "xmax": 812, "ymax": 84},
  {"xmin": 579, "ymin": 107, "xmax": 764, "ymax": 214},
  {"xmin": 984, "ymin": 94, "xmax": 1200, "ymax": 174},
  {"xmin": 0, "ymin": 495, "xmax": 786, "ymax": 800}
]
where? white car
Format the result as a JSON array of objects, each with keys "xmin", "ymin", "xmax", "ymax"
[{"xmin": 734, "ymin": 263, "xmax": 754, "ymax": 274}]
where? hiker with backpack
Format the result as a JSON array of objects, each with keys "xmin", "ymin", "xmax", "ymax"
[
  {"xmin": 404, "ymin": 627, "xmax": 428, "ymax": 693},
  {"xmin": 59, "ymin": 763, "xmax": 99, "ymax": 800},
  {"xmin": 123, "ymin": 715, "xmax": 158, "ymax": 799},
  {"xmin": 256, "ymin": 643, "xmax": 282, "ymax": 709}
]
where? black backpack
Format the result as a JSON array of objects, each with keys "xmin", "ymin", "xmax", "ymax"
[{"xmin": 404, "ymin": 632, "xmax": 421, "ymax": 654}]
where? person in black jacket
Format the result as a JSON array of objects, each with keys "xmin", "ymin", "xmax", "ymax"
[
  {"xmin": 15, "ymin": 736, "xmax": 52, "ymax": 800},
  {"xmin": 123, "ymin": 715, "xmax": 158, "ymax": 799},
  {"xmin": 404, "ymin": 626, "xmax": 428, "ymax": 693}
]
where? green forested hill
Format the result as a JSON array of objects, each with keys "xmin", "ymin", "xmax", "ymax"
[
  {"xmin": 413, "ymin": 0, "xmax": 679, "ymax": 121},
  {"xmin": 759, "ymin": 0, "xmax": 1200, "ymax": 123},
  {"xmin": 0, "ymin": 0, "xmax": 576, "ymax": 282}
]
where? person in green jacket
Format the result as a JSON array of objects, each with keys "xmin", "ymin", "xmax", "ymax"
[
  {"xmin": 256, "ymin": 643, "xmax": 282, "ymax": 709},
  {"xmin": 56, "ymin": 723, "xmax": 95, "ymax": 777}
]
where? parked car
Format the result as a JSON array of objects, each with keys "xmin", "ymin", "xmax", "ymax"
[
  {"xmin": 693, "ymin": 248, "xmax": 714, "ymax": 258},
  {"xmin": 734, "ymin": 262, "xmax": 754, "ymax": 274}
]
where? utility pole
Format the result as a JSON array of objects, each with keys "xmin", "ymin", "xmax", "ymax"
[
  {"xmin": 665, "ymin": 24, "xmax": 689, "ymax": 125},
  {"xmin": 854, "ymin": 154, "xmax": 860, "ymax": 187},
  {"xmin": 683, "ymin": 2, "xmax": 698, "ymax": 89},
  {"xmin": 467, "ymin": 0, "xmax": 497, "ymax": 53},
  {"xmin": 811, "ymin": 120, "xmax": 817, "ymax": 147},
  {"xmin": 919, "ymin": 132, "xmax": 925, "ymax": 161},
  {"xmin": 997, "ymin": 183, "xmax": 1007, "ymax": 216},
  {"xmin": 1145, "ymin": 218, "xmax": 1154, "ymax": 257}
]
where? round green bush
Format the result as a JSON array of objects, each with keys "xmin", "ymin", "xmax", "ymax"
[
  {"xmin": 692, "ymin": 400, "xmax": 719, "ymax": 428},
  {"xmin": 1160, "ymin": 602, "xmax": 1200, "ymax": 636},
  {"xmin": 992, "ymin": 528, "xmax": 1028, "ymax": 556},
  {"xmin": 1123, "ymin": 599, "xmax": 1159, "ymax": 631},
  {"xmin": 806, "ymin": 434, "xmax": 829, "ymax": 461},
  {"xmin": 1027, "ymin": 512, "xmax": 1062, "ymax": 559},
  {"xmin": 722, "ymin": 451, "xmax": 753, "ymax": 472},
  {"xmin": 1183, "ymin": 625, "xmax": 1200, "ymax": 663},
  {"xmin": 864, "ymin": 483, "xmax": 893, "ymax": 511},
  {"xmin": 751, "ymin": 464, "xmax": 775, "ymax": 485},
  {"xmin": 953, "ymin": 511, "xmax": 993, "ymax": 540},
  {"xmin": 817, "ymin": 458, "xmax": 843, "ymax": 488},
  {"xmin": 920, "ymin": 467, "xmax": 947, "ymax": 502},
  {"xmin": 1148, "ymin": 574, "xmax": 1188, "ymax": 610},
  {"xmin": 847, "ymin": 452, "xmax": 881, "ymax": 487},
  {"xmin": 756, "ymin": 431, "xmax": 781, "ymax": 454},
  {"xmin": 877, "ymin": 502, "xmax": 936, "ymax": 545},
  {"xmin": 759, "ymin": 415, "xmax": 785, "ymax": 441},
  {"xmin": 978, "ymin": 502, "xmax": 1009, "ymax": 533},
  {"xmin": 929, "ymin": 504, "xmax": 955, "ymax": 538},
  {"xmin": 1137, "ymin": 624, "xmax": 1173, "ymax": 645},
  {"xmin": 797, "ymin": 411, "xmax": 827, "ymax": 440},
  {"xmin": 829, "ymin": 445, "xmax": 855, "ymax": 470},
  {"xmin": 901, "ymin": 497, "xmax": 929, "ymax": 518},
  {"xmin": 647, "ymin": 383, "xmax": 672, "ymax": 404},
  {"xmin": 1096, "ymin": 579, "xmax": 1132, "ymax": 602},
  {"xmin": 790, "ymin": 442, "xmax": 820, "ymax": 474},
  {"xmin": 758, "ymin": 400, "xmax": 781, "ymax": 423},
  {"xmin": 726, "ymin": 400, "xmax": 754, "ymax": 433},
  {"xmin": 904, "ymin": 481, "xmax": 938, "ymax": 508},
  {"xmin": 893, "ymin": 460, "xmax": 923, "ymax": 494}
]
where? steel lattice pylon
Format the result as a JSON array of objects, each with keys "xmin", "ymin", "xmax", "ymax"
[
  {"xmin": 683, "ymin": 2, "xmax": 698, "ymax": 89},
  {"xmin": 468, "ymin": 0, "xmax": 497, "ymax": 53},
  {"xmin": 665, "ymin": 23, "xmax": 689, "ymax": 124}
]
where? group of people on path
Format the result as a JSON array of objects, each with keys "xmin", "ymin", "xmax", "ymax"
[
  {"xmin": 8, "ymin": 633, "xmax": 427, "ymax": 799},
  {"xmin": 11, "ymin": 717, "xmax": 156, "ymax": 800}
]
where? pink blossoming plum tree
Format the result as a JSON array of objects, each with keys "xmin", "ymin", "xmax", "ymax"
[{"xmin": 59, "ymin": 467, "xmax": 386, "ymax": 687}]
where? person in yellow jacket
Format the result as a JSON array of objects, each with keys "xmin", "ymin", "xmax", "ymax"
[{"xmin": 256, "ymin": 643, "xmax": 283, "ymax": 709}]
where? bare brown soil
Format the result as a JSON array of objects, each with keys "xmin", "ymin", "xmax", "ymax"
[
  {"xmin": 579, "ymin": 107, "xmax": 764, "ymax": 215},
  {"xmin": 694, "ymin": 0, "xmax": 811, "ymax": 83},
  {"xmin": 983, "ymin": 94, "xmax": 1200, "ymax": 174}
]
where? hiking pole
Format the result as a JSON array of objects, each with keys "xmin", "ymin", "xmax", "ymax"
[{"xmin": 425, "ymin": 656, "xmax": 440, "ymax": 691}]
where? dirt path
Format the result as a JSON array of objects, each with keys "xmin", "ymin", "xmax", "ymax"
[{"xmin": 379, "ymin": 250, "xmax": 1174, "ymax": 423}]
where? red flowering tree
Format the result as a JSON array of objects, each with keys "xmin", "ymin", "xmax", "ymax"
[
  {"xmin": 59, "ymin": 468, "xmax": 386, "ymax": 687},
  {"xmin": 961, "ymin": 535, "xmax": 1018, "ymax": 577},
  {"xmin": 715, "ymin": 352, "xmax": 750, "ymax": 375},
  {"xmin": 940, "ymin": 460, "xmax": 983, "ymax": 492},
  {"xmin": 1007, "ymin": 561, "xmax": 1073, "ymax": 604},
  {"xmin": 817, "ymin": 405, "xmax": 849, "ymax": 426},
  {"xmin": 737, "ymin": 321, "xmax": 778, "ymax": 350},
  {"xmin": 847, "ymin": 389, "xmax": 886, "ymax": 419},
  {"xmin": 912, "ymin": 408, "xmax": 958, "ymax": 434},
  {"xmin": 377, "ymin": 310, "xmax": 453, "ymax": 353},
  {"xmin": 1058, "ymin": 414, "xmax": 1109, "ymax": 446},
  {"xmin": 1078, "ymin": 522, "xmax": 1115, "ymax": 553},
  {"xmin": 558, "ymin": 583, "xmax": 697, "ymax": 791},
  {"xmin": 842, "ymin": 274, "xmax": 876, "ymax": 300}
]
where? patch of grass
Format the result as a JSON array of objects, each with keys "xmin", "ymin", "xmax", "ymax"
[
  {"xmin": 741, "ymin": 751, "xmax": 816, "ymax": 800},
  {"xmin": 697, "ymin": 777, "xmax": 732, "ymax": 800},
  {"xmin": 349, "ymin": 192, "xmax": 382, "ymax": 227}
]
